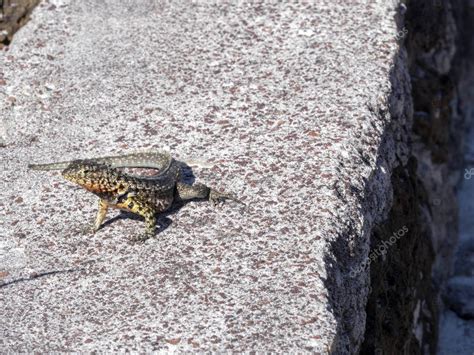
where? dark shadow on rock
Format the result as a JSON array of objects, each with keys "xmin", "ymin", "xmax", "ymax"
[
  {"xmin": 179, "ymin": 162, "xmax": 198, "ymax": 185},
  {"xmin": 0, "ymin": 267, "xmax": 86, "ymax": 288}
]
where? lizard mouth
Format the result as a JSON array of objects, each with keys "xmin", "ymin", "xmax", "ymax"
[
  {"xmin": 67, "ymin": 178, "xmax": 103, "ymax": 194},
  {"xmin": 62, "ymin": 171, "xmax": 72, "ymax": 180}
]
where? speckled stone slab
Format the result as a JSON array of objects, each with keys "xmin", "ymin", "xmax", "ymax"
[{"xmin": 0, "ymin": 0, "xmax": 408, "ymax": 352}]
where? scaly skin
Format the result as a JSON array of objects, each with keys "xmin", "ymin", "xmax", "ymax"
[
  {"xmin": 28, "ymin": 152, "xmax": 172, "ymax": 172},
  {"xmin": 29, "ymin": 152, "xmax": 244, "ymax": 242}
]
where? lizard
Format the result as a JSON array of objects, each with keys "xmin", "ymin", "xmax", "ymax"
[{"xmin": 28, "ymin": 152, "xmax": 244, "ymax": 242}]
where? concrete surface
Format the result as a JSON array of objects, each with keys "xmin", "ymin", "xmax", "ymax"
[{"xmin": 0, "ymin": 0, "xmax": 405, "ymax": 352}]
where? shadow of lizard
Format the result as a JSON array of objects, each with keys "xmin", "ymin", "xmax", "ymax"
[{"xmin": 0, "ymin": 267, "xmax": 86, "ymax": 288}]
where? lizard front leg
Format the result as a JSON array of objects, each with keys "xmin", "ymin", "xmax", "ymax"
[
  {"xmin": 81, "ymin": 198, "xmax": 109, "ymax": 235},
  {"xmin": 93, "ymin": 199, "xmax": 109, "ymax": 232}
]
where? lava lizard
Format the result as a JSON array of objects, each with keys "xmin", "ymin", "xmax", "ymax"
[{"xmin": 29, "ymin": 152, "xmax": 244, "ymax": 241}]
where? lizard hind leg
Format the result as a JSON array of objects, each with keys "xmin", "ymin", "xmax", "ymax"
[
  {"xmin": 209, "ymin": 189, "xmax": 245, "ymax": 207},
  {"xmin": 121, "ymin": 197, "xmax": 157, "ymax": 242},
  {"xmin": 176, "ymin": 182, "xmax": 210, "ymax": 201},
  {"xmin": 176, "ymin": 182, "xmax": 245, "ymax": 207}
]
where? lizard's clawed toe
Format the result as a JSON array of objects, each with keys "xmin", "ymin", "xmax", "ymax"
[
  {"xmin": 130, "ymin": 232, "xmax": 154, "ymax": 243},
  {"xmin": 80, "ymin": 225, "xmax": 97, "ymax": 235},
  {"xmin": 209, "ymin": 190, "xmax": 245, "ymax": 207}
]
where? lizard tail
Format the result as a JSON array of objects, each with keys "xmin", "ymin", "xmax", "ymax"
[{"xmin": 28, "ymin": 162, "xmax": 71, "ymax": 171}]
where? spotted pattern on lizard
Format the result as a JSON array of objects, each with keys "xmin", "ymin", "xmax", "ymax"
[{"xmin": 29, "ymin": 152, "xmax": 244, "ymax": 242}]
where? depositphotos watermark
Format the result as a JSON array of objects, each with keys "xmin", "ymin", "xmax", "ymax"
[
  {"xmin": 464, "ymin": 168, "xmax": 474, "ymax": 179},
  {"xmin": 395, "ymin": 27, "xmax": 408, "ymax": 40},
  {"xmin": 349, "ymin": 225, "xmax": 409, "ymax": 278}
]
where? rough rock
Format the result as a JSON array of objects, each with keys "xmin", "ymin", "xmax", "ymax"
[
  {"xmin": 0, "ymin": 0, "xmax": 470, "ymax": 353},
  {"xmin": 444, "ymin": 276, "xmax": 474, "ymax": 319},
  {"xmin": 0, "ymin": 0, "xmax": 406, "ymax": 352}
]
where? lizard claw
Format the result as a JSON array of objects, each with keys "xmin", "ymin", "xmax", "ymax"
[
  {"xmin": 209, "ymin": 190, "xmax": 246, "ymax": 207},
  {"xmin": 129, "ymin": 234, "xmax": 150, "ymax": 243},
  {"xmin": 129, "ymin": 230, "xmax": 155, "ymax": 243},
  {"xmin": 80, "ymin": 225, "xmax": 97, "ymax": 235}
]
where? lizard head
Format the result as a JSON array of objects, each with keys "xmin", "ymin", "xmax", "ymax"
[{"xmin": 62, "ymin": 160, "xmax": 114, "ymax": 194}]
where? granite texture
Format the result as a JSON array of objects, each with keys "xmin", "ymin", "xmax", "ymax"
[{"xmin": 1, "ymin": 0, "xmax": 408, "ymax": 352}]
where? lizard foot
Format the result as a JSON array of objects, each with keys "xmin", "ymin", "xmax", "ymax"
[
  {"xmin": 209, "ymin": 189, "xmax": 246, "ymax": 207},
  {"xmin": 129, "ymin": 232, "xmax": 154, "ymax": 243},
  {"xmin": 80, "ymin": 224, "xmax": 97, "ymax": 235}
]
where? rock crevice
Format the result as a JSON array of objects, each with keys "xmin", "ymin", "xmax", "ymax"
[{"xmin": 361, "ymin": 0, "xmax": 473, "ymax": 353}]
